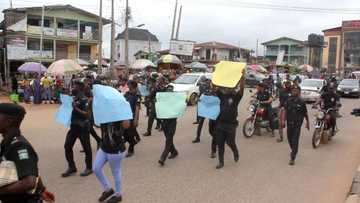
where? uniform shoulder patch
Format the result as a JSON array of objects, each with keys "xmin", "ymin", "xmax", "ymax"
[{"xmin": 17, "ymin": 149, "xmax": 29, "ymax": 160}]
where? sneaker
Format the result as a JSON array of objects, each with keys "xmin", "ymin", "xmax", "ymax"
[
  {"xmin": 126, "ymin": 152, "xmax": 134, "ymax": 158},
  {"xmin": 106, "ymin": 195, "xmax": 122, "ymax": 203},
  {"xmin": 234, "ymin": 155, "xmax": 239, "ymax": 162},
  {"xmin": 210, "ymin": 153, "xmax": 216, "ymax": 159},
  {"xmin": 98, "ymin": 189, "xmax": 114, "ymax": 202},
  {"xmin": 80, "ymin": 169, "xmax": 93, "ymax": 177},
  {"xmin": 192, "ymin": 139, "xmax": 200, "ymax": 143},
  {"xmin": 216, "ymin": 162, "xmax": 224, "ymax": 169},
  {"xmin": 158, "ymin": 159, "xmax": 165, "ymax": 166},
  {"xmin": 168, "ymin": 152, "xmax": 178, "ymax": 159},
  {"xmin": 143, "ymin": 132, "xmax": 151, "ymax": 137},
  {"xmin": 61, "ymin": 168, "xmax": 77, "ymax": 178}
]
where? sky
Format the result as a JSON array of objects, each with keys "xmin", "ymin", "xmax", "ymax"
[{"xmin": 1, "ymin": 0, "xmax": 360, "ymax": 57}]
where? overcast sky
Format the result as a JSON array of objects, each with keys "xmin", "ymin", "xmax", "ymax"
[{"xmin": 1, "ymin": 0, "xmax": 360, "ymax": 57}]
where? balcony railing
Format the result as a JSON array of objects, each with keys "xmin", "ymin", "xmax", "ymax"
[
  {"xmin": 27, "ymin": 50, "xmax": 53, "ymax": 59},
  {"xmin": 57, "ymin": 28, "xmax": 78, "ymax": 38},
  {"xmin": 27, "ymin": 25, "xmax": 55, "ymax": 36}
]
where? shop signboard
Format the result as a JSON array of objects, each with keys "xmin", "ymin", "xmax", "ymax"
[{"xmin": 170, "ymin": 40, "xmax": 195, "ymax": 56}]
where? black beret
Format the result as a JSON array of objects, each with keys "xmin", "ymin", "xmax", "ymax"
[{"xmin": 0, "ymin": 103, "xmax": 26, "ymax": 119}]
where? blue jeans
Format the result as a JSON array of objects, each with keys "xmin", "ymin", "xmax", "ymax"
[
  {"xmin": 43, "ymin": 87, "xmax": 52, "ymax": 101},
  {"xmin": 93, "ymin": 149, "xmax": 123, "ymax": 195}
]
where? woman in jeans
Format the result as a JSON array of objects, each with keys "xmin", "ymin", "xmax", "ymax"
[{"xmin": 93, "ymin": 120, "xmax": 130, "ymax": 203}]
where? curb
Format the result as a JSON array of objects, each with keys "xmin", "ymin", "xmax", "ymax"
[{"xmin": 345, "ymin": 165, "xmax": 360, "ymax": 203}]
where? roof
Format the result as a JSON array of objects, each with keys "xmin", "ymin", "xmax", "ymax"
[
  {"xmin": 322, "ymin": 26, "xmax": 342, "ymax": 33},
  {"xmin": 115, "ymin": 28, "xmax": 159, "ymax": 42},
  {"xmin": 262, "ymin": 37, "xmax": 305, "ymax": 45},
  {"xmin": 195, "ymin": 41, "xmax": 239, "ymax": 50},
  {"xmin": 2, "ymin": 4, "xmax": 110, "ymax": 24}
]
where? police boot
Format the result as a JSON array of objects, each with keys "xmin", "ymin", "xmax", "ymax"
[
  {"xmin": 210, "ymin": 152, "xmax": 216, "ymax": 159},
  {"xmin": 216, "ymin": 162, "xmax": 224, "ymax": 169},
  {"xmin": 61, "ymin": 167, "xmax": 77, "ymax": 178},
  {"xmin": 168, "ymin": 152, "xmax": 178, "ymax": 159}
]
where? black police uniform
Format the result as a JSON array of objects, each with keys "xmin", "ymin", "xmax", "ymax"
[
  {"xmin": 144, "ymin": 82, "xmax": 161, "ymax": 135},
  {"xmin": 284, "ymin": 96, "xmax": 308, "ymax": 161},
  {"xmin": 320, "ymin": 91, "xmax": 339, "ymax": 132},
  {"xmin": 256, "ymin": 90, "xmax": 275, "ymax": 130},
  {"xmin": 124, "ymin": 91, "xmax": 141, "ymax": 154},
  {"xmin": 64, "ymin": 92, "xmax": 92, "ymax": 171},
  {"xmin": 0, "ymin": 129, "xmax": 41, "ymax": 203},
  {"xmin": 215, "ymin": 90, "xmax": 242, "ymax": 166},
  {"xmin": 279, "ymin": 88, "xmax": 291, "ymax": 108}
]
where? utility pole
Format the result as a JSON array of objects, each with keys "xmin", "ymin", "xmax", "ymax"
[
  {"xmin": 40, "ymin": 5, "xmax": 45, "ymax": 71},
  {"xmin": 255, "ymin": 39, "xmax": 259, "ymax": 64},
  {"xmin": 124, "ymin": 0, "xmax": 130, "ymax": 67},
  {"xmin": 170, "ymin": 0, "xmax": 178, "ymax": 40},
  {"xmin": 110, "ymin": 0, "xmax": 115, "ymax": 70},
  {"xmin": 9, "ymin": 0, "xmax": 13, "ymax": 8},
  {"xmin": 98, "ymin": 0, "xmax": 103, "ymax": 69},
  {"xmin": 175, "ymin": 5, "xmax": 182, "ymax": 40}
]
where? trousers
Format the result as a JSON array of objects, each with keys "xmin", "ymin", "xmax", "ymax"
[
  {"xmin": 146, "ymin": 103, "xmax": 161, "ymax": 133},
  {"xmin": 43, "ymin": 87, "xmax": 52, "ymax": 101},
  {"xmin": 287, "ymin": 124, "xmax": 302, "ymax": 160},
  {"xmin": 124, "ymin": 125, "xmax": 139, "ymax": 153},
  {"xmin": 209, "ymin": 120, "xmax": 217, "ymax": 154},
  {"xmin": 195, "ymin": 117, "xmax": 206, "ymax": 140},
  {"xmin": 90, "ymin": 125, "xmax": 101, "ymax": 144},
  {"xmin": 64, "ymin": 125, "xmax": 92, "ymax": 170},
  {"xmin": 93, "ymin": 148, "xmax": 123, "ymax": 195},
  {"xmin": 160, "ymin": 119, "xmax": 178, "ymax": 161},
  {"xmin": 216, "ymin": 123, "xmax": 239, "ymax": 164}
]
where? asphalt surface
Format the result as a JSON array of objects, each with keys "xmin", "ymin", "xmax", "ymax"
[{"xmin": 7, "ymin": 91, "xmax": 360, "ymax": 203}]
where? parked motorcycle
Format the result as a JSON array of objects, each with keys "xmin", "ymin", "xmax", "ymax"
[
  {"xmin": 312, "ymin": 108, "xmax": 338, "ymax": 148},
  {"xmin": 243, "ymin": 99, "xmax": 279, "ymax": 138}
]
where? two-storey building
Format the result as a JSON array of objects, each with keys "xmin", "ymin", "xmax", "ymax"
[{"xmin": 2, "ymin": 5, "xmax": 109, "ymax": 76}]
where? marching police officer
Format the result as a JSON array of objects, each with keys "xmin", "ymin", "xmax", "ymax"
[
  {"xmin": 0, "ymin": 103, "xmax": 55, "ymax": 203},
  {"xmin": 281, "ymin": 86, "xmax": 310, "ymax": 166}
]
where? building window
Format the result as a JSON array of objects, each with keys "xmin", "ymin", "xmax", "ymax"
[
  {"xmin": 79, "ymin": 45, "xmax": 91, "ymax": 60},
  {"xmin": 27, "ymin": 38, "xmax": 53, "ymax": 51},
  {"xmin": 344, "ymin": 32, "xmax": 360, "ymax": 68},
  {"xmin": 328, "ymin": 37, "xmax": 337, "ymax": 71}
]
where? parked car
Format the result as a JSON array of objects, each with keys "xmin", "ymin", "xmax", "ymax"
[
  {"xmin": 246, "ymin": 73, "xmax": 266, "ymax": 87},
  {"xmin": 170, "ymin": 73, "xmax": 212, "ymax": 105},
  {"xmin": 300, "ymin": 79, "xmax": 326, "ymax": 102},
  {"xmin": 337, "ymin": 79, "xmax": 360, "ymax": 98}
]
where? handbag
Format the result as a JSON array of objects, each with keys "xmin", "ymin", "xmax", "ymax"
[{"xmin": 0, "ymin": 158, "xmax": 18, "ymax": 187}]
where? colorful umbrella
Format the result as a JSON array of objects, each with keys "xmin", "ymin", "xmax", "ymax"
[
  {"xmin": 157, "ymin": 54, "xmax": 182, "ymax": 65},
  {"xmin": 298, "ymin": 64, "xmax": 314, "ymax": 72},
  {"xmin": 18, "ymin": 62, "xmax": 47, "ymax": 73},
  {"xmin": 76, "ymin": 58, "xmax": 90, "ymax": 66},
  {"xmin": 47, "ymin": 59, "xmax": 83, "ymax": 76},
  {"xmin": 249, "ymin": 64, "xmax": 268, "ymax": 73},
  {"xmin": 131, "ymin": 59, "xmax": 156, "ymax": 70}
]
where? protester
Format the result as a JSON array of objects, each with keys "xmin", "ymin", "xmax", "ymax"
[
  {"xmin": 0, "ymin": 103, "xmax": 55, "ymax": 203},
  {"xmin": 93, "ymin": 120, "xmax": 130, "ymax": 203}
]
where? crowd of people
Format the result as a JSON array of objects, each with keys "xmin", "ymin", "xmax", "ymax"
[{"xmin": 0, "ymin": 64, "xmax": 345, "ymax": 203}]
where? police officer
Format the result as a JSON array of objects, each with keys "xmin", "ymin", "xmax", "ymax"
[
  {"xmin": 281, "ymin": 86, "xmax": 310, "ymax": 166},
  {"xmin": 62, "ymin": 81, "xmax": 93, "ymax": 177},
  {"xmin": 214, "ymin": 76, "xmax": 245, "ymax": 169},
  {"xmin": 277, "ymin": 80, "xmax": 292, "ymax": 142},
  {"xmin": 0, "ymin": 103, "xmax": 55, "ymax": 203},
  {"xmin": 256, "ymin": 82, "xmax": 275, "ymax": 136}
]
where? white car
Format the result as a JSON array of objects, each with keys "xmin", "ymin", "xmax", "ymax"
[
  {"xmin": 170, "ymin": 73, "xmax": 212, "ymax": 105},
  {"xmin": 300, "ymin": 79, "xmax": 326, "ymax": 102}
]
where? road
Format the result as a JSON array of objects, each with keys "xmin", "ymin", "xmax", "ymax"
[{"xmin": 12, "ymin": 91, "xmax": 360, "ymax": 203}]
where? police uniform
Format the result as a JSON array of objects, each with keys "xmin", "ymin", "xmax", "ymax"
[
  {"xmin": 256, "ymin": 89, "xmax": 275, "ymax": 131},
  {"xmin": 284, "ymin": 96, "xmax": 308, "ymax": 161},
  {"xmin": 64, "ymin": 91, "xmax": 92, "ymax": 173},
  {"xmin": 215, "ymin": 90, "xmax": 242, "ymax": 168},
  {"xmin": 124, "ymin": 90, "xmax": 141, "ymax": 155},
  {"xmin": 320, "ymin": 91, "xmax": 339, "ymax": 133},
  {"xmin": 144, "ymin": 80, "xmax": 161, "ymax": 136}
]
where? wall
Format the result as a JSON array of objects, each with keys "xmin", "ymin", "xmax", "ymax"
[
  {"xmin": 214, "ymin": 49, "xmax": 230, "ymax": 60},
  {"xmin": 27, "ymin": 9, "xmax": 98, "ymax": 23},
  {"xmin": 116, "ymin": 39, "xmax": 161, "ymax": 64},
  {"xmin": 90, "ymin": 45, "xmax": 98, "ymax": 60},
  {"xmin": 67, "ymin": 44, "xmax": 77, "ymax": 59},
  {"xmin": 322, "ymin": 35, "xmax": 341, "ymax": 70}
]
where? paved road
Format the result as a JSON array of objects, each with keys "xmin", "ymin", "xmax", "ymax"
[{"xmin": 13, "ymin": 91, "xmax": 360, "ymax": 203}]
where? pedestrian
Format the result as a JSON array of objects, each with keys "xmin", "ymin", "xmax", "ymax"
[
  {"xmin": 214, "ymin": 76, "xmax": 245, "ymax": 169},
  {"xmin": 31, "ymin": 75, "xmax": 42, "ymax": 104},
  {"xmin": 11, "ymin": 74, "xmax": 18, "ymax": 94},
  {"xmin": 41, "ymin": 75, "xmax": 53, "ymax": 104},
  {"xmin": 85, "ymin": 78, "xmax": 101, "ymax": 147},
  {"xmin": 280, "ymin": 86, "xmax": 310, "ymax": 166},
  {"xmin": 277, "ymin": 80, "xmax": 292, "ymax": 142},
  {"xmin": 93, "ymin": 120, "xmax": 130, "ymax": 203},
  {"xmin": 62, "ymin": 81, "xmax": 93, "ymax": 177},
  {"xmin": 0, "ymin": 103, "xmax": 55, "ymax": 203},
  {"xmin": 124, "ymin": 80, "xmax": 141, "ymax": 157}
]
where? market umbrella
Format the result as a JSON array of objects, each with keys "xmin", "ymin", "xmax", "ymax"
[
  {"xmin": 18, "ymin": 62, "xmax": 47, "ymax": 73},
  {"xmin": 47, "ymin": 59, "xmax": 83, "ymax": 75},
  {"xmin": 249, "ymin": 64, "xmax": 267, "ymax": 73},
  {"xmin": 157, "ymin": 54, "xmax": 182, "ymax": 65},
  {"xmin": 298, "ymin": 64, "xmax": 314, "ymax": 72},
  {"xmin": 131, "ymin": 59, "xmax": 156, "ymax": 70},
  {"xmin": 186, "ymin": 62, "xmax": 208, "ymax": 69},
  {"xmin": 76, "ymin": 58, "xmax": 90, "ymax": 66}
]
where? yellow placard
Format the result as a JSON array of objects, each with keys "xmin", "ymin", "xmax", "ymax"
[{"xmin": 212, "ymin": 61, "xmax": 246, "ymax": 88}]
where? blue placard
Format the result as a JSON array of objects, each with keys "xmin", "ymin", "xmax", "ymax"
[
  {"xmin": 138, "ymin": 84, "xmax": 150, "ymax": 97},
  {"xmin": 92, "ymin": 84, "xmax": 133, "ymax": 124},
  {"xmin": 56, "ymin": 94, "xmax": 73, "ymax": 126},
  {"xmin": 155, "ymin": 92, "xmax": 187, "ymax": 119},
  {"xmin": 198, "ymin": 95, "xmax": 220, "ymax": 120}
]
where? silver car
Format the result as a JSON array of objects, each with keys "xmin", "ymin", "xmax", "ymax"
[{"xmin": 300, "ymin": 79, "xmax": 326, "ymax": 102}]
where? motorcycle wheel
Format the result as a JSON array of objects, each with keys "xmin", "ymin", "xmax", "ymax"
[
  {"xmin": 321, "ymin": 131, "xmax": 329, "ymax": 144},
  {"xmin": 243, "ymin": 118, "xmax": 255, "ymax": 138},
  {"xmin": 312, "ymin": 129, "xmax": 322, "ymax": 149}
]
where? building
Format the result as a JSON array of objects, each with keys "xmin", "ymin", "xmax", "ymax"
[
  {"xmin": 1, "ymin": 4, "xmax": 109, "ymax": 77},
  {"xmin": 262, "ymin": 37, "xmax": 309, "ymax": 66},
  {"xmin": 115, "ymin": 28, "xmax": 161, "ymax": 65},
  {"xmin": 193, "ymin": 41, "xmax": 251, "ymax": 64},
  {"xmin": 322, "ymin": 20, "xmax": 360, "ymax": 73}
]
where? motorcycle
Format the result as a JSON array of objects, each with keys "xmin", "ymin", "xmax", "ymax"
[
  {"xmin": 312, "ymin": 108, "xmax": 338, "ymax": 148},
  {"xmin": 243, "ymin": 99, "xmax": 279, "ymax": 138}
]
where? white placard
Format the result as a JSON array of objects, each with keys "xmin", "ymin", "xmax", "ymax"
[
  {"xmin": 276, "ymin": 50, "xmax": 285, "ymax": 65},
  {"xmin": 170, "ymin": 40, "xmax": 195, "ymax": 56}
]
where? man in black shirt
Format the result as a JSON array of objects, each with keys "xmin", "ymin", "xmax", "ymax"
[
  {"xmin": 214, "ymin": 76, "xmax": 244, "ymax": 169},
  {"xmin": 62, "ymin": 81, "xmax": 93, "ymax": 177},
  {"xmin": 256, "ymin": 82, "xmax": 275, "ymax": 136},
  {"xmin": 277, "ymin": 81, "xmax": 292, "ymax": 142},
  {"xmin": 281, "ymin": 86, "xmax": 309, "ymax": 166},
  {"xmin": 0, "ymin": 103, "xmax": 55, "ymax": 203},
  {"xmin": 143, "ymin": 75, "xmax": 162, "ymax": 137},
  {"xmin": 124, "ymin": 80, "xmax": 141, "ymax": 157}
]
